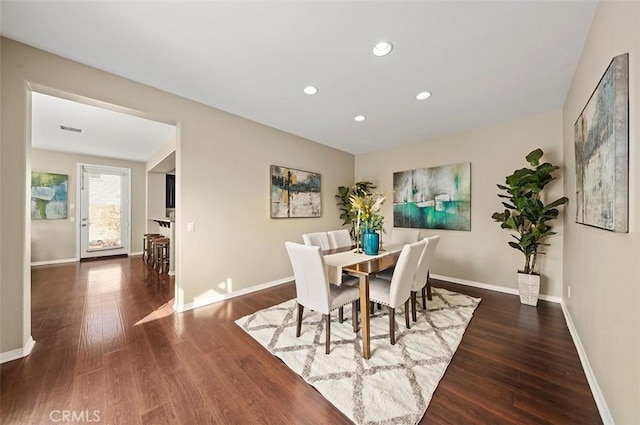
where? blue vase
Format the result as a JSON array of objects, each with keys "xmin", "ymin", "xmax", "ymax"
[{"xmin": 362, "ymin": 231, "xmax": 379, "ymax": 255}]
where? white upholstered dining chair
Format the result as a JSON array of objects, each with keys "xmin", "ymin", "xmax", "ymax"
[
  {"xmin": 302, "ymin": 231, "xmax": 330, "ymax": 250},
  {"xmin": 375, "ymin": 228, "xmax": 421, "ymax": 280},
  {"xmin": 376, "ymin": 236, "xmax": 440, "ymax": 321},
  {"xmin": 410, "ymin": 235, "xmax": 440, "ymax": 321},
  {"xmin": 327, "ymin": 229, "xmax": 352, "ymax": 249},
  {"xmin": 368, "ymin": 239, "xmax": 426, "ymax": 345},
  {"xmin": 390, "ymin": 228, "xmax": 421, "ymax": 244},
  {"xmin": 284, "ymin": 242, "xmax": 360, "ymax": 354}
]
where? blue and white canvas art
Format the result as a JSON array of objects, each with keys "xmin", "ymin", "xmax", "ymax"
[
  {"xmin": 574, "ymin": 53, "xmax": 629, "ymax": 232},
  {"xmin": 31, "ymin": 172, "xmax": 68, "ymax": 219},
  {"xmin": 393, "ymin": 162, "xmax": 471, "ymax": 231}
]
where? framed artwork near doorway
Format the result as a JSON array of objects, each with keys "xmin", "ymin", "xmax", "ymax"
[
  {"xmin": 31, "ymin": 171, "xmax": 68, "ymax": 219},
  {"xmin": 270, "ymin": 165, "xmax": 321, "ymax": 218}
]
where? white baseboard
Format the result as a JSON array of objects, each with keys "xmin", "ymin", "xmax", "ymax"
[
  {"xmin": 431, "ymin": 273, "xmax": 562, "ymax": 303},
  {"xmin": 176, "ymin": 276, "xmax": 293, "ymax": 313},
  {"xmin": 31, "ymin": 258, "xmax": 76, "ymax": 267},
  {"xmin": 129, "ymin": 251, "xmax": 143, "ymax": 256},
  {"xmin": 432, "ymin": 273, "xmax": 610, "ymax": 424},
  {"xmin": 560, "ymin": 300, "xmax": 613, "ymax": 425},
  {"xmin": 0, "ymin": 336, "xmax": 35, "ymax": 364}
]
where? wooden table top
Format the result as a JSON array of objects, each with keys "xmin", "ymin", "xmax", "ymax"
[{"xmin": 341, "ymin": 250, "xmax": 401, "ymax": 276}]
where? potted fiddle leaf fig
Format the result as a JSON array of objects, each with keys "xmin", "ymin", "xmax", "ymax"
[{"xmin": 491, "ymin": 148, "xmax": 568, "ymax": 306}]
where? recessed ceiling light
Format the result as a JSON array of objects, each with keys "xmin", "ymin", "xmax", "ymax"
[
  {"xmin": 354, "ymin": 115, "xmax": 366, "ymax": 122},
  {"xmin": 416, "ymin": 91, "xmax": 432, "ymax": 100},
  {"xmin": 373, "ymin": 41, "xmax": 393, "ymax": 57},
  {"xmin": 303, "ymin": 86, "xmax": 318, "ymax": 95}
]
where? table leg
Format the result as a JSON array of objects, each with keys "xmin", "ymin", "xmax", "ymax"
[{"xmin": 359, "ymin": 275, "xmax": 371, "ymax": 359}]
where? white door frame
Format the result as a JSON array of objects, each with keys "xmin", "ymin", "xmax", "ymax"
[{"xmin": 76, "ymin": 163, "xmax": 132, "ymax": 260}]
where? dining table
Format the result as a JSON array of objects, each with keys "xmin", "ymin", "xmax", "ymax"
[{"xmin": 323, "ymin": 244, "xmax": 404, "ymax": 359}]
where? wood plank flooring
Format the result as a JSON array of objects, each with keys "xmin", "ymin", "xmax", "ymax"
[{"xmin": 1, "ymin": 256, "xmax": 602, "ymax": 424}]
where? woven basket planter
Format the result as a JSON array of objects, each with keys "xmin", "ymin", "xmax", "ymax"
[{"xmin": 517, "ymin": 272, "xmax": 540, "ymax": 306}]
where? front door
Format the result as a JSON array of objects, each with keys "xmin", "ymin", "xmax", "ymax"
[{"xmin": 79, "ymin": 164, "xmax": 130, "ymax": 259}]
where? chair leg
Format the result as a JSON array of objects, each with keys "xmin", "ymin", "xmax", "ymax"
[
  {"xmin": 389, "ymin": 307, "xmax": 396, "ymax": 345},
  {"xmin": 338, "ymin": 306, "xmax": 344, "ymax": 323},
  {"xmin": 296, "ymin": 303, "xmax": 304, "ymax": 337},
  {"xmin": 411, "ymin": 291, "xmax": 417, "ymax": 322},
  {"xmin": 146, "ymin": 238, "xmax": 154, "ymax": 264},
  {"xmin": 422, "ymin": 286, "xmax": 427, "ymax": 309},
  {"xmin": 352, "ymin": 300, "xmax": 358, "ymax": 333},
  {"xmin": 404, "ymin": 300, "xmax": 410, "ymax": 329},
  {"xmin": 426, "ymin": 272, "xmax": 433, "ymax": 301},
  {"xmin": 324, "ymin": 314, "xmax": 331, "ymax": 354}
]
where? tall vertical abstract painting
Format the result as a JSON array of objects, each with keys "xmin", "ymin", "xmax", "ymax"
[
  {"xmin": 31, "ymin": 172, "xmax": 68, "ymax": 219},
  {"xmin": 393, "ymin": 162, "xmax": 471, "ymax": 230},
  {"xmin": 271, "ymin": 165, "xmax": 321, "ymax": 218},
  {"xmin": 574, "ymin": 53, "xmax": 629, "ymax": 232}
]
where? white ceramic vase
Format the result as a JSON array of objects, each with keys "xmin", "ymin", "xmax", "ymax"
[{"xmin": 517, "ymin": 272, "xmax": 540, "ymax": 306}]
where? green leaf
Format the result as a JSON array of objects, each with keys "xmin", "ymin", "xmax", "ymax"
[
  {"xmin": 508, "ymin": 242, "xmax": 524, "ymax": 252},
  {"xmin": 505, "ymin": 215, "xmax": 519, "ymax": 230},
  {"xmin": 544, "ymin": 197, "xmax": 569, "ymax": 210},
  {"xmin": 526, "ymin": 148, "xmax": 543, "ymax": 166}
]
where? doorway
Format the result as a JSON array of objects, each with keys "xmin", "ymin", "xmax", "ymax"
[{"xmin": 78, "ymin": 164, "xmax": 131, "ymax": 259}]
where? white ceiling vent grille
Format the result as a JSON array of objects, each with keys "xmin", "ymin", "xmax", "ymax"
[{"xmin": 59, "ymin": 125, "xmax": 84, "ymax": 133}]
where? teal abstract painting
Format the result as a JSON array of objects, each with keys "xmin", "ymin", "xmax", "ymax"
[
  {"xmin": 31, "ymin": 172, "xmax": 68, "ymax": 219},
  {"xmin": 393, "ymin": 163, "xmax": 471, "ymax": 231}
]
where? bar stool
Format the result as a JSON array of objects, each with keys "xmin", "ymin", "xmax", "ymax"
[
  {"xmin": 143, "ymin": 234, "xmax": 163, "ymax": 264},
  {"xmin": 153, "ymin": 238, "xmax": 170, "ymax": 273}
]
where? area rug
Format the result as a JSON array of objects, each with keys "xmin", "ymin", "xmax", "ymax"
[{"xmin": 235, "ymin": 287, "xmax": 480, "ymax": 424}]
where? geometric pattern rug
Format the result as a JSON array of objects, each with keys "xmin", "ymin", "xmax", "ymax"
[{"xmin": 235, "ymin": 287, "xmax": 481, "ymax": 424}]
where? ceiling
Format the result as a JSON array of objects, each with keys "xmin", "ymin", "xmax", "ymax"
[
  {"xmin": 31, "ymin": 92, "xmax": 176, "ymax": 162},
  {"xmin": 2, "ymin": 1, "xmax": 597, "ymax": 156}
]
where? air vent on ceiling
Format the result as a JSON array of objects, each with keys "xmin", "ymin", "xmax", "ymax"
[{"xmin": 59, "ymin": 125, "xmax": 84, "ymax": 133}]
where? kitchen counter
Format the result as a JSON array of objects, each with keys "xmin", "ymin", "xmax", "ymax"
[{"xmin": 149, "ymin": 217, "xmax": 175, "ymax": 223}]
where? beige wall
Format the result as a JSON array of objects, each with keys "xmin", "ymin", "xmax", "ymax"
[
  {"xmin": 0, "ymin": 38, "xmax": 354, "ymax": 353},
  {"xmin": 30, "ymin": 149, "xmax": 146, "ymax": 262},
  {"xmin": 146, "ymin": 136, "xmax": 176, "ymax": 229},
  {"xmin": 356, "ymin": 110, "xmax": 565, "ymax": 296},
  {"xmin": 147, "ymin": 172, "xmax": 166, "ymax": 220},
  {"xmin": 562, "ymin": 2, "xmax": 640, "ymax": 423},
  {"xmin": 146, "ymin": 134, "xmax": 176, "ymax": 172}
]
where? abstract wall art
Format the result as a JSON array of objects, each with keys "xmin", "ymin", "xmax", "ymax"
[
  {"xmin": 393, "ymin": 162, "xmax": 471, "ymax": 231},
  {"xmin": 270, "ymin": 165, "xmax": 321, "ymax": 218},
  {"xmin": 574, "ymin": 53, "xmax": 629, "ymax": 232},
  {"xmin": 31, "ymin": 172, "xmax": 68, "ymax": 219}
]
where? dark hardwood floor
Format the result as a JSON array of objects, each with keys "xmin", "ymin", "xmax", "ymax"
[{"xmin": 0, "ymin": 256, "xmax": 602, "ymax": 424}]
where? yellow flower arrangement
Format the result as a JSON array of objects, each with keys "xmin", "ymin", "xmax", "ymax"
[{"xmin": 350, "ymin": 192, "xmax": 386, "ymax": 233}]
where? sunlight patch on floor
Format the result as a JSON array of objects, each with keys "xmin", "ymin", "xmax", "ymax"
[{"xmin": 134, "ymin": 298, "xmax": 175, "ymax": 326}]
